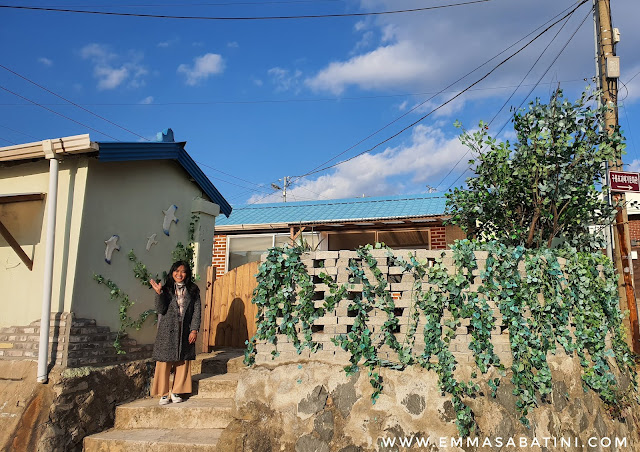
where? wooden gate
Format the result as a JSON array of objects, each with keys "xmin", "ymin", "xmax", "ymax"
[{"xmin": 201, "ymin": 261, "xmax": 259, "ymax": 351}]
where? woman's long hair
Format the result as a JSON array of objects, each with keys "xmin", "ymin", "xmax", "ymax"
[{"xmin": 165, "ymin": 260, "xmax": 197, "ymax": 296}]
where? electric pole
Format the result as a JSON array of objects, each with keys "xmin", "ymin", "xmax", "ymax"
[
  {"xmin": 594, "ymin": 0, "xmax": 640, "ymax": 353},
  {"xmin": 271, "ymin": 176, "xmax": 292, "ymax": 202}
]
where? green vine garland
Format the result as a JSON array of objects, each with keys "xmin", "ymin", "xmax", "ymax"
[
  {"xmin": 93, "ymin": 213, "xmax": 201, "ymax": 353},
  {"xmin": 244, "ymin": 240, "xmax": 637, "ymax": 436}
]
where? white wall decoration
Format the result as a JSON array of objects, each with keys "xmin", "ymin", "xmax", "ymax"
[
  {"xmin": 104, "ymin": 235, "xmax": 120, "ymax": 264},
  {"xmin": 162, "ymin": 205, "xmax": 179, "ymax": 236},
  {"xmin": 146, "ymin": 233, "xmax": 158, "ymax": 251}
]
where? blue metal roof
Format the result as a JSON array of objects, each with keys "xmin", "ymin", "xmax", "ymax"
[
  {"xmin": 97, "ymin": 141, "xmax": 232, "ymax": 217},
  {"xmin": 216, "ymin": 193, "xmax": 447, "ymax": 227}
]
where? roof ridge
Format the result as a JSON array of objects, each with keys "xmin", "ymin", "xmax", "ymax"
[{"xmin": 235, "ymin": 193, "xmax": 446, "ymax": 210}]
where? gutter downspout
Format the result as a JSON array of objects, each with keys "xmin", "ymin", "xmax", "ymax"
[{"xmin": 37, "ymin": 140, "xmax": 58, "ymax": 383}]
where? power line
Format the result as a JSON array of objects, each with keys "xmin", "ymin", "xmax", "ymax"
[
  {"xmin": 195, "ymin": 160, "xmax": 274, "ymax": 193},
  {"xmin": 435, "ymin": 3, "xmax": 580, "ymax": 190},
  {"xmin": 0, "ymin": 79, "xmax": 588, "ymax": 107},
  {"xmin": 38, "ymin": 1, "xmax": 345, "ymax": 7},
  {"xmin": 0, "ymin": 136, "xmax": 17, "ymax": 145},
  {"xmin": 0, "ymin": 1, "xmax": 492, "ymax": 20},
  {"xmin": 0, "ymin": 123, "xmax": 38, "ymax": 140},
  {"xmin": 0, "ymin": 63, "xmax": 150, "ymax": 141},
  {"xmin": 0, "ymin": 85, "xmax": 120, "ymax": 140},
  {"xmin": 444, "ymin": 7, "xmax": 593, "ymax": 191},
  {"xmin": 289, "ymin": 2, "xmax": 580, "ymax": 184},
  {"xmin": 293, "ymin": 0, "xmax": 590, "ymax": 181}
]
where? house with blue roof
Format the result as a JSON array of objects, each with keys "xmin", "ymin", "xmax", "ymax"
[
  {"xmin": 213, "ymin": 194, "xmax": 465, "ymax": 278},
  {"xmin": 0, "ymin": 130, "xmax": 230, "ymax": 375}
]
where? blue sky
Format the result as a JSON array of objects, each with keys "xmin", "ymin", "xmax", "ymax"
[{"xmin": 2, "ymin": 0, "xmax": 640, "ymax": 207}]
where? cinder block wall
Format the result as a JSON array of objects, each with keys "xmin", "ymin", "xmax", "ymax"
[
  {"xmin": 251, "ymin": 249, "xmax": 610, "ymax": 369},
  {"xmin": 253, "ymin": 249, "xmax": 514, "ymax": 366}
]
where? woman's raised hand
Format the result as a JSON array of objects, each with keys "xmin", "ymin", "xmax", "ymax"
[{"xmin": 149, "ymin": 279, "xmax": 163, "ymax": 294}]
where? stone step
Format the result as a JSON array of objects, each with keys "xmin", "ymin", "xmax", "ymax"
[
  {"xmin": 84, "ymin": 428, "xmax": 223, "ymax": 451},
  {"xmin": 114, "ymin": 398, "xmax": 234, "ymax": 430},
  {"xmin": 226, "ymin": 356, "xmax": 246, "ymax": 373},
  {"xmin": 192, "ymin": 349, "xmax": 246, "ymax": 375},
  {"xmin": 192, "ymin": 373, "xmax": 239, "ymax": 399}
]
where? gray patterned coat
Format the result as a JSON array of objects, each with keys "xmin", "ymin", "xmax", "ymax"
[{"xmin": 152, "ymin": 285, "xmax": 201, "ymax": 362}]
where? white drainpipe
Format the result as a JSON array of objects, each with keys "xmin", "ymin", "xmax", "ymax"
[{"xmin": 37, "ymin": 140, "xmax": 58, "ymax": 383}]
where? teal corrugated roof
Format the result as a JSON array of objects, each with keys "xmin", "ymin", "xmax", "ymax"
[{"xmin": 216, "ymin": 194, "xmax": 447, "ymax": 226}]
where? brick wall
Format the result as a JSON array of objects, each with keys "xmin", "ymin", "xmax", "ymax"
[
  {"xmin": 0, "ymin": 313, "xmax": 153, "ymax": 368},
  {"xmin": 629, "ymin": 215, "xmax": 640, "ymax": 242},
  {"xmin": 213, "ymin": 234, "xmax": 227, "ymax": 278},
  {"xmin": 431, "ymin": 226, "xmax": 447, "ymax": 249}
]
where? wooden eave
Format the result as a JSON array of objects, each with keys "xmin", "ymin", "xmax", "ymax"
[
  {"xmin": 217, "ymin": 215, "xmax": 450, "ymax": 235},
  {"xmin": 0, "ymin": 134, "xmax": 97, "ymax": 162}
]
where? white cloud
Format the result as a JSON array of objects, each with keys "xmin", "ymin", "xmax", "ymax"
[
  {"xmin": 268, "ymin": 67, "xmax": 303, "ymax": 92},
  {"xmin": 305, "ymin": 41, "xmax": 431, "ymax": 95},
  {"xmin": 304, "ymin": 0, "xmax": 640, "ymax": 113},
  {"xmin": 227, "ymin": 41, "xmax": 239, "ymax": 48},
  {"xmin": 178, "ymin": 53, "xmax": 225, "ymax": 86},
  {"xmin": 253, "ymin": 78, "xmax": 264, "ymax": 87},
  {"xmin": 248, "ymin": 125, "xmax": 470, "ymax": 203},
  {"xmin": 140, "ymin": 96, "xmax": 154, "ymax": 104},
  {"xmin": 95, "ymin": 66, "xmax": 129, "ymax": 90},
  {"xmin": 157, "ymin": 38, "xmax": 179, "ymax": 48},
  {"xmin": 38, "ymin": 57, "xmax": 53, "ymax": 66},
  {"xmin": 80, "ymin": 43, "xmax": 147, "ymax": 90},
  {"xmin": 398, "ymin": 100, "xmax": 408, "ymax": 111},
  {"xmin": 628, "ymin": 159, "xmax": 640, "ymax": 172}
]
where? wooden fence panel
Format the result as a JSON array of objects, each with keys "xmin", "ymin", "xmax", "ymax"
[
  {"xmin": 201, "ymin": 266, "xmax": 216, "ymax": 353},
  {"xmin": 206, "ymin": 261, "xmax": 259, "ymax": 349}
]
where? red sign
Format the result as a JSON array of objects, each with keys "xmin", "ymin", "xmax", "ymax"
[{"xmin": 610, "ymin": 171, "xmax": 640, "ymax": 192}]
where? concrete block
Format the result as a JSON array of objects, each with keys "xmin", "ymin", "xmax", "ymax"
[
  {"xmin": 335, "ymin": 325, "xmax": 348, "ymax": 334},
  {"xmin": 314, "ymin": 251, "xmax": 339, "ymax": 259}
]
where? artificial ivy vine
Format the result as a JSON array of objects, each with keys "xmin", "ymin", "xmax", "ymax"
[
  {"xmin": 245, "ymin": 240, "xmax": 637, "ymax": 436},
  {"xmin": 93, "ymin": 213, "xmax": 201, "ymax": 353},
  {"xmin": 92, "ymin": 274, "xmax": 156, "ymax": 354}
]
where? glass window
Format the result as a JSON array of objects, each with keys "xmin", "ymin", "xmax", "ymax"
[
  {"xmin": 328, "ymin": 232, "xmax": 376, "ymax": 250},
  {"xmin": 378, "ymin": 229, "xmax": 430, "ymax": 249},
  {"xmin": 275, "ymin": 232, "xmax": 322, "ymax": 250},
  {"xmin": 228, "ymin": 235, "xmax": 274, "ymax": 271}
]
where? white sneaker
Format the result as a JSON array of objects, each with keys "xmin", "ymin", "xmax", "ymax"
[
  {"xmin": 170, "ymin": 393, "xmax": 183, "ymax": 403},
  {"xmin": 159, "ymin": 395, "xmax": 170, "ymax": 405}
]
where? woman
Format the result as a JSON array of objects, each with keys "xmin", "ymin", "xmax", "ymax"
[{"xmin": 149, "ymin": 260, "xmax": 201, "ymax": 405}]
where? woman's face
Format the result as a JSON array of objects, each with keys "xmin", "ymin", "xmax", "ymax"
[{"xmin": 173, "ymin": 265, "xmax": 187, "ymax": 283}]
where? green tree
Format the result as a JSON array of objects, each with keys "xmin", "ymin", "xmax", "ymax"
[{"xmin": 446, "ymin": 89, "xmax": 625, "ymax": 250}]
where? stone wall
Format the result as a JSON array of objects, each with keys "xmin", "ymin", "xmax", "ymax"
[
  {"xmin": 1, "ymin": 359, "xmax": 154, "ymax": 452},
  {"xmin": 223, "ymin": 356, "xmax": 640, "ymax": 452}
]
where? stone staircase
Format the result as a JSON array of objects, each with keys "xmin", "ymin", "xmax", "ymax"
[{"xmin": 83, "ymin": 349, "xmax": 244, "ymax": 451}]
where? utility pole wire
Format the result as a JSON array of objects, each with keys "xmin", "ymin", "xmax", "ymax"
[
  {"xmin": 0, "ymin": 63, "xmax": 150, "ymax": 141},
  {"xmin": 0, "ymin": 85, "xmax": 120, "ymax": 141},
  {"xmin": 289, "ymin": 2, "xmax": 579, "ymax": 184},
  {"xmin": 295, "ymin": 0, "xmax": 590, "ymax": 180},
  {"xmin": 440, "ymin": 6, "xmax": 591, "ymax": 191},
  {"xmin": 0, "ymin": 1, "xmax": 492, "ymax": 20}
]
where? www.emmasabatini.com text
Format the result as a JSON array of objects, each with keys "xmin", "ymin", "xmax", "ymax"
[{"xmin": 379, "ymin": 436, "xmax": 628, "ymax": 449}]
